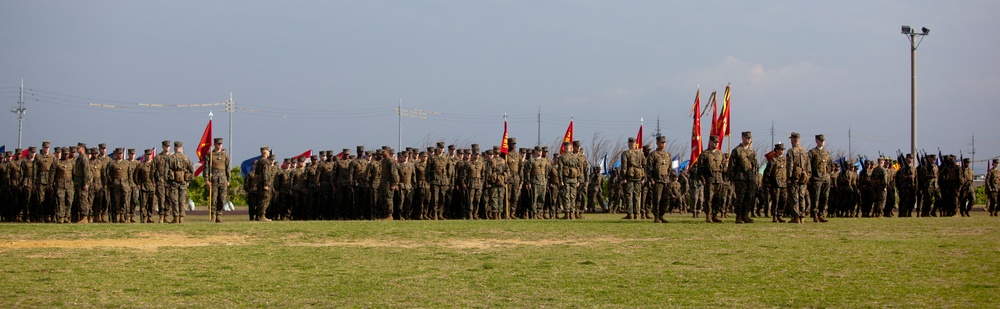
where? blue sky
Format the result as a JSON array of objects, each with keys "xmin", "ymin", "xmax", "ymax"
[{"xmin": 1, "ymin": 1, "xmax": 997, "ymax": 170}]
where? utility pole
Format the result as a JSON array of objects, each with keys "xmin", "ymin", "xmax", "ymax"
[
  {"xmin": 227, "ymin": 92, "xmax": 234, "ymax": 156},
  {"xmin": 969, "ymin": 133, "xmax": 976, "ymax": 171},
  {"xmin": 656, "ymin": 114, "xmax": 661, "ymax": 138},
  {"xmin": 395, "ymin": 100, "xmax": 438, "ymax": 151},
  {"xmin": 770, "ymin": 121, "xmax": 774, "ymax": 149},
  {"xmin": 11, "ymin": 79, "xmax": 26, "ymax": 148},
  {"xmin": 537, "ymin": 107, "xmax": 541, "ymax": 147}
]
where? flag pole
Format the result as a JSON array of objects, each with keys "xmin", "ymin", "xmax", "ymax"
[
  {"xmin": 208, "ymin": 111, "xmax": 214, "ymax": 222},
  {"xmin": 503, "ymin": 113, "xmax": 510, "ymax": 219}
]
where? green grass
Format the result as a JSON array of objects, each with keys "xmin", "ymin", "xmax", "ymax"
[{"xmin": 0, "ymin": 213, "xmax": 998, "ymax": 308}]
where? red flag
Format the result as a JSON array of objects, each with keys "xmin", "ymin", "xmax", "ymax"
[
  {"xmin": 500, "ymin": 115, "xmax": 509, "ymax": 155},
  {"xmin": 764, "ymin": 150, "xmax": 779, "ymax": 161},
  {"xmin": 559, "ymin": 120, "xmax": 574, "ymax": 154},
  {"xmin": 20, "ymin": 148, "xmax": 30, "ymax": 159},
  {"xmin": 196, "ymin": 119, "xmax": 213, "ymax": 162},
  {"xmin": 690, "ymin": 88, "xmax": 703, "ymax": 164},
  {"xmin": 710, "ymin": 91, "xmax": 719, "ymax": 140},
  {"xmin": 636, "ymin": 123, "xmax": 643, "ymax": 149},
  {"xmin": 281, "ymin": 150, "xmax": 313, "ymax": 169}
]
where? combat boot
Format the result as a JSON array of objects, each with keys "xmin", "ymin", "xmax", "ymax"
[
  {"xmin": 711, "ymin": 214, "xmax": 723, "ymax": 223},
  {"xmin": 775, "ymin": 215, "xmax": 786, "ymax": 223},
  {"xmin": 735, "ymin": 214, "xmax": 745, "ymax": 224},
  {"xmin": 817, "ymin": 215, "xmax": 828, "ymax": 223},
  {"xmin": 214, "ymin": 216, "xmax": 223, "ymax": 223},
  {"xmin": 812, "ymin": 213, "xmax": 819, "ymax": 222},
  {"xmin": 622, "ymin": 213, "xmax": 633, "ymax": 220},
  {"xmin": 742, "ymin": 214, "xmax": 754, "ymax": 223},
  {"xmin": 657, "ymin": 215, "xmax": 667, "ymax": 223},
  {"xmin": 178, "ymin": 216, "xmax": 184, "ymax": 224},
  {"xmin": 170, "ymin": 216, "xmax": 178, "ymax": 224}
]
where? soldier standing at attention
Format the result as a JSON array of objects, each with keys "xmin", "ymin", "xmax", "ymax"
[
  {"xmin": 414, "ymin": 150, "xmax": 431, "ymax": 220},
  {"xmin": 763, "ymin": 143, "xmax": 787, "ymax": 222},
  {"xmin": 20, "ymin": 146, "xmax": 38, "ymax": 222},
  {"xmin": 558, "ymin": 141, "xmax": 584, "ymax": 219},
  {"xmin": 72, "ymin": 144, "xmax": 92, "ymax": 223},
  {"xmin": 727, "ymin": 132, "xmax": 759, "ymax": 224},
  {"xmin": 587, "ymin": 166, "xmax": 605, "ymax": 214},
  {"xmin": 51, "ymin": 148, "xmax": 75, "ymax": 223},
  {"xmin": 647, "ymin": 136, "xmax": 673, "ymax": 223},
  {"xmin": 134, "ymin": 149, "xmax": 156, "ymax": 223},
  {"xmin": 958, "ymin": 158, "xmax": 974, "ymax": 217},
  {"xmin": 807, "ymin": 134, "xmax": 831, "ymax": 222},
  {"xmin": 785, "ymin": 133, "xmax": 810, "ymax": 224},
  {"xmin": 572, "ymin": 140, "xmax": 588, "ymax": 219},
  {"xmin": 35, "ymin": 142, "xmax": 56, "ymax": 222},
  {"xmin": 986, "ymin": 159, "xmax": 1000, "ymax": 216},
  {"xmin": 938, "ymin": 155, "xmax": 962, "ymax": 217},
  {"xmin": 206, "ymin": 138, "xmax": 230, "ymax": 223},
  {"xmin": 167, "ymin": 141, "xmax": 194, "ymax": 223},
  {"xmin": 349, "ymin": 146, "xmax": 370, "ymax": 220},
  {"xmin": 252, "ymin": 147, "xmax": 274, "ymax": 221},
  {"xmin": 333, "ymin": 148, "xmax": 353, "ymax": 220},
  {"xmin": 106, "ymin": 148, "xmax": 131, "ymax": 222},
  {"xmin": 525, "ymin": 147, "xmax": 548, "ymax": 219},
  {"xmin": 485, "ymin": 150, "xmax": 509, "ymax": 219},
  {"xmin": 697, "ymin": 136, "xmax": 725, "ymax": 223},
  {"xmin": 464, "ymin": 146, "xmax": 485, "ymax": 220},
  {"xmin": 427, "ymin": 142, "xmax": 450, "ymax": 220},
  {"xmin": 620, "ymin": 137, "xmax": 646, "ymax": 220},
  {"xmin": 397, "ymin": 151, "xmax": 416, "ymax": 220},
  {"xmin": 153, "ymin": 141, "xmax": 171, "ymax": 223},
  {"xmin": 506, "ymin": 138, "xmax": 523, "ymax": 219}
]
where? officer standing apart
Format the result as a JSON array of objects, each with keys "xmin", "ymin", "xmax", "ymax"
[
  {"xmin": 808, "ymin": 134, "xmax": 831, "ymax": 222},
  {"xmin": 206, "ymin": 138, "xmax": 230, "ymax": 223}
]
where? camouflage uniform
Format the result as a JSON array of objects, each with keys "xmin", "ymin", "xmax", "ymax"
[
  {"xmin": 697, "ymin": 137, "xmax": 725, "ymax": 222},
  {"xmin": 785, "ymin": 133, "xmax": 810, "ymax": 221},
  {"xmin": 133, "ymin": 152, "xmax": 156, "ymax": 223},
  {"xmin": 762, "ymin": 144, "xmax": 787, "ymax": 221},
  {"xmin": 986, "ymin": 160, "xmax": 1000, "ymax": 216},
  {"xmin": 620, "ymin": 138, "xmax": 646, "ymax": 219},
  {"xmin": 464, "ymin": 150, "xmax": 485, "ymax": 219},
  {"xmin": 51, "ymin": 149, "xmax": 75, "ymax": 223},
  {"xmin": 72, "ymin": 146, "xmax": 93, "ymax": 222},
  {"xmin": 558, "ymin": 146, "xmax": 584, "ymax": 218},
  {"xmin": 647, "ymin": 136, "xmax": 673, "ymax": 222},
  {"xmin": 167, "ymin": 143, "xmax": 194, "ymax": 222},
  {"xmin": 727, "ymin": 132, "xmax": 759, "ymax": 223},
  {"xmin": 807, "ymin": 135, "xmax": 831, "ymax": 221}
]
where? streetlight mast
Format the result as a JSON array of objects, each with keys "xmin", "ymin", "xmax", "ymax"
[{"xmin": 902, "ymin": 25, "xmax": 929, "ymax": 165}]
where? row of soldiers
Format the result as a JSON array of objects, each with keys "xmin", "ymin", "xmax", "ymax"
[
  {"xmin": 244, "ymin": 138, "xmax": 618, "ymax": 221},
  {"xmin": 0, "ymin": 139, "xmax": 214, "ymax": 224}
]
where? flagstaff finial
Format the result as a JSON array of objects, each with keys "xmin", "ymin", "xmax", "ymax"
[{"xmin": 209, "ymin": 111, "xmax": 214, "ymax": 119}]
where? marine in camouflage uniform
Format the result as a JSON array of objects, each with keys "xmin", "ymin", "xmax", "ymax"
[
  {"xmin": 166, "ymin": 141, "xmax": 194, "ymax": 223},
  {"xmin": 870, "ymin": 157, "xmax": 889, "ymax": 218},
  {"xmin": 525, "ymin": 147, "xmax": 548, "ymax": 219},
  {"xmin": 153, "ymin": 141, "xmax": 171, "ymax": 223},
  {"xmin": 464, "ymin": 146, "xmax": 485, "ymax": 220},
  {"xmin": 696, "ymin": 135, "xmax": 725, "ymax": 223},
  {"xmin": 414, "ymin": 150, "xmax": 431, "ymax": 220},
  {"xmin": 51, "ymin": 148, "xmax": 75, "ymax": 223},
  {"xmin": 918, "ymin": 155, "xmax": 940, "ymax": 217},
  {"xmin": 206, "ymin": 138, "xmax": 230, "ymax": 222},
  {"xmin": 72, "ymin": 144, "xmax": 93, "ymax": 223},
  {"xmin": 986, "ymin": 159, "xmax": 1000, "ymax": 216},
  {"xmin": 895, "ymin": 155, "xmax": 918, "ymax": 217},
  {"xmin": 762, "ymin": 143, "xmax": 787, "ymax": 222},
  {"xmin": 727, "ymin": 131, "xmax": 759, "ymax": 224},
  {"xmin": 20, "ymin": 147, "xmax": 38, "ymax": 222},
  {"xmin": 484, "ymin": 149, "xmax": 509, "ymax": 219},
  {"xmin": 557, "ymin": 142, "xmax": 584, "ymax": 219},
  {"xmin": 587, "ymin": 166, "xmax": 605, "ymax": 214},
  {"xmin": 106, "ymin": 148, "xmax": 133, "ymax": 223},
  {"xmin": 620, "ymin": 137, "xmax": 646, "ymax": 220},
  {"xmin": 397, "ymin": 152, "xmax": 416, "ymax": 220},
  {"xmin": 647, "ymin": 136, "xmax": 673, "ymax": 223},
  {"xmin": 252, "ymin": 148, "xmax": 275, "ymax": 221},
  {"xmin": 784, "ymin": 132, "xmax": 810, "ymax": 223},
  {"xmin": 349, "ymin": 147, "xmax": 371, "ymax": 220},
  {"xmin": 937, "ymin": 155, "xmax": 961, "ymax": 217},
  {"xmin": 807, "ymin": 134, "xmax": 831, "ymax": 222},
  {"xmin": 35, "ymin": 142, "xmax": 57, "ymax": 222},
  {"xmin": 134, "ymin": 149, "xmax": 157, "ymax": 223},
  {"xmin": 572, "ymin": 140, "xmax": 588, "ymax": 219},
  {"xmin": 958, "ymin": 158, "xmax": 974, "ymax": 217},
  {"xmin": 333, "ymin": 148, "xmax": 353, "ymax": 220},
  {"xmin": 426, "ymin": 143, "xmax": 451, "ymax": 220}
]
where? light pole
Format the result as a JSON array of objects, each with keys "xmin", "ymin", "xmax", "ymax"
[{"xmin": 902, "ymin": 25, "xmax": 929, "ymax": 165}]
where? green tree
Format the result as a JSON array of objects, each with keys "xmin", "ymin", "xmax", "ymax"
[{"xmin": 187, "ymin": 167, "xmax": 247, "ymax": 206}]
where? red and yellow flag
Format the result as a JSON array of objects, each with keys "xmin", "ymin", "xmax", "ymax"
[
  {"xmin": 500, "ymin": 115, "xmax": 509, "ymax": 155},
  {"xmin": 559, "ymin": 119, "xmax": 574, "ymax": 154},
  {"xmin": 715, "ymin": 84, "xmax": 731, "ymax": 146},
  {"xmin": 196, "ymin": 119, "xmax": 212, "ymax": 162},
  {"xmin": 636, "ymin": 122, "xmax": 643, "ymax": 149},
  {"xmin": 690, "ymin": 88, "xmax": 702, "ymax": 164},
  {"xmin": 193, "ymin": 118, "xmax": 212, "ymax": 177}
]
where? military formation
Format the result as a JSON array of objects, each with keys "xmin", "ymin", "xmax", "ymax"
[
  {"xmin": 0, "ymin": 139, "xmax": 207, "ymax": 224},
  {"xmin": 2, "ymin": 132, "xmax": 997, "ymax": 224}
]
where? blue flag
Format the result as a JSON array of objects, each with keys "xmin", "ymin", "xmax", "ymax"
[
  {"xmin": 679, "ymin": 160, "xmax": 690, "ymax": 172},
  {"xmin": 241, "ymin": 155, "xmax": 262, "ymax": 179},
  {"xmin": 600, "ymin": 154, "xmax": 608, "ymax": 175},
  {"xmin": 0, "ymin": 145, "xmax": 4, "ymax": 154}
]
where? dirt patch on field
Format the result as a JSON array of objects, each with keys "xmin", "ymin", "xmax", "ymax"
[
  {"xmin": 295, "ymin": 237, "xmax": 646, "ymax": 249},
  {"xmin": 0, "ymin": 232, "xmax": 246, "ymax": 251}
]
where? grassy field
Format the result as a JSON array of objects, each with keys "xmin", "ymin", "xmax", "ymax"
[{"xmin": 0, "ymin": 212, "xmax": 998, "ymax": 308}]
